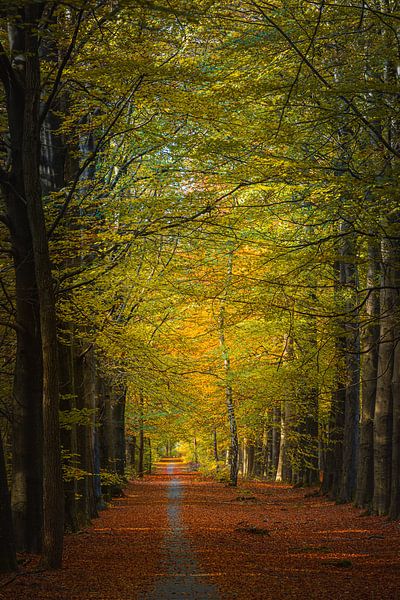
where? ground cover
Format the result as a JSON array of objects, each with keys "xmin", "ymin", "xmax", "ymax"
[
  {"xmin": 0, "ymin": 476, "xmax": 168, "ymax": 600},
  {"xmin": 1, "ymin": 465, "xmax": 399, "ymax": 599},
  {"xmin": 182, "ymin": 476, "xmax": 400, "ymax": 599}
]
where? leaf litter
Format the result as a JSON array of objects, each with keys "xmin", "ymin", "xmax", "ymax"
[{"xmin": 1, "ymin": 467, "xmax": 400, "ymax": 600}]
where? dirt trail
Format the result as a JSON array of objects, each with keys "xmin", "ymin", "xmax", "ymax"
[
  {"xmin": 140, "ymin": 461, "xmax": 218, "ymax": 599},
  {"xmin": 1, "ymin": 463, "xmax": 400, "ymax": 600}
]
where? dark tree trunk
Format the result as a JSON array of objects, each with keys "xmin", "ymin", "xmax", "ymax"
[
  {"xmin": 9, "ymin": 204, "xmax": 43, "ymax": 552},
  {"xmin": 138, "ymin": 393, "xmax": 144, "ymax": 479},
  {"xmin": 147, "ymin": 438, "xmax": 152, "ymax": 474},
  {"xmin": 247, "ymin": 443, "xmax": 255, "ymax": 478},
  {"xmin": 213, "ymin": 428, "xmax": 219, "ymax": 465},
  {"xmin": 322, "ymin": 249, "xmax": 359, "ymax": 501},
  {"xmin": 1, "ymin": 14, "xmax": 43, "ymax": 555},
  {"xmin": 389, "ymin": 330, "xmax": 400, "ymax": 519},
  {"xmin": 322, "ymin": 285, "xmax": 346, "ymax": 498},
  {"xmin": 22, "ymin": 6, "xmax": 64, "ymax": 567},
  {"xmin": 0, "ymin": 431, "xmax": 16, "ymax": 572},
  {"xmin": 128, "ymin": 436, "xmax": 137, "ymax": 473},
  {"xmin": 59, "ymin": 336, "xmax": 79, "ymax": 533},
  {"xmin": 389, "ymin": 236, "xmax": 400, "ymax": 519},
  {"xmin": 373, "ymin": 236, "xmax": 395, "ymax": 515},
  {"xmin": 338, "ymin": 229, "xmax": 360, "ymax": 503},
  {"xmin": 113, "ymin": 387, "xmax": 126, "ymax": 477}
]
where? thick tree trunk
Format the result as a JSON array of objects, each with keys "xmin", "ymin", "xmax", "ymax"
[
  {"xmin": 322, "ymin": 382, "xmax": 345, "ymax": 498},
  {"xmin": 246, "ymin": 443, "xmax": 255, "ymax": 478},
  {"xmin": 389, "ymin": 332, "xmax": 400, "ymax": 519},
  {"xmin": 59, "ymin": 335, "xmax": 79, "ymax": 533},
  {"xmin": 373, "ymin": 237, "xmax": 395, "ymax": 515},
  {"xmin": 338, "ymin": 230, "xmax": 360, "ymax": 503},
  {"xmin": 323, "ymin": 249, "xmax": 358, "ymax": 501},
  {"xmin": 23, "ymin": 7, "xmax": 64, "ymax": 567},
  {"xmin": 75, "ymin": 346, "xmax": 98, "ymax": 525},
  {"xmin": 9, "ymin": 202, "xmax": 43, "ymax": 552},
  {"xmin": 2, "ymin": 18, "xmax": 43, "ymax": 555},
  {"xmin": 0, "ymin": 432, "xmax": 16, "ymax": 572},
  {"xmin": 355, "ymin": 242, "xmax": 380, "ymax": 508},
  {"xmin": 389, "ymin": 236, "xmax": 400, "ymax": 519}
]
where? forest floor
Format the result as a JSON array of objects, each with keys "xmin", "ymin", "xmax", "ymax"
[{"xmin": 1, "ymin": 461, "xmax": 400, "ymax": 599}]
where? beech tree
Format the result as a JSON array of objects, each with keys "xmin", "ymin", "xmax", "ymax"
[{"xmin": 1, "ymin": 0, "xmax": 400, "ymax": 575}]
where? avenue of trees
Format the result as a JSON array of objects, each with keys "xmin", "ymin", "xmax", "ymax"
[{"xmin": 0, "ymin": 0, "xmax": 399, "ymax": 572}]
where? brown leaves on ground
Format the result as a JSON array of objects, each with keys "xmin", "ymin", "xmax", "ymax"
[
  {"xmin": 0, "ymin": 476, "xmax": 168, "ymax": 600},
  {"xmin": 182, "ymin": 477, "xmax": 400, "ymax": 600},
  {"xmin": 1, "ymin": 470, "xmax": 400, "ymax": 600}
]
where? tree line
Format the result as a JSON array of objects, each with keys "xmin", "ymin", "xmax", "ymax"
[{"xmin": 0, "ymin": 0, "xmax": 399, "ymax": 573}]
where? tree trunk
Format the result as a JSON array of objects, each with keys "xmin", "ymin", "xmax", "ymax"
[
  {"xmin": 389, "ymin": 236, "xmax": 400, "ymax": 519},
  {"xmin": 22, "ymin": 5, "xmax": 64, "ymax": 568},
  {"xmin": 322, "ymin": 255, "xmax": 349, "ymax": 499},
  {"xmin": 59, "ymin": 335, "xmax": 79, "ymax": 533},
  {"xmin": 147, "ymin": 438, "xmax": 152, "ymax": 474},
  {"xmin": 275, "ymin": 404, "xmax": 286, "ymax": 483},
  {"xmin": 0, "ymin": 432, "xmax": 16, "ymax": 572},
  {"xmin": 113, "ymin": 387, "xmax": 126, "ymax": 478},
  {"xmin": 389, "ymin": 330, "xmax": 400, "ymax": 519},
  {"xmin": 338, "ymin": 229, "xmax": 360, "ymax": 503},
  {"xmin": 271, "ymin": 406, "xmax": 280, "ymax": 478},
  {"xmin": 373, "ymin": 236, "xmax": 395, "ymax": 515},
  {"xmin": 213, "ymin": 428, "xmax": 219, "ymax": 465},
  {"xmin": 138, "ymin": 393, "xmax": 144, "ymax": 478},
  {"xmin": 219, "ymin": 248, "xmax": 239, "ymax": 486},
  {"xmin": 355, "ymin": 241, "xmax": 380, "ymax": 508},
  {"xmin": 129, "ymin": 436, "xmax": 137, "ymax": 473},
  {"xmin": 1, "ymin": 15, "xmax": 43, "ymax": 555}
]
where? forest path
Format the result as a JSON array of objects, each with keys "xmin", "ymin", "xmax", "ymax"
[
  {"xmin": 2, "ymin": 464, "xmax": 400, "ymax": 600},
  {"xmin": 139, "ymin": 460, "xmax": 218, "ymax": 599}
]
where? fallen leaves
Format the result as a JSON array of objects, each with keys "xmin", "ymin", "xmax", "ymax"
[
  {"xmin": 181, "ymin": 477, "xmax": 400, "ymax": 600},
  {"xmin": 2, "ymin": 467, "xmax": 400, "ymax": 600}
]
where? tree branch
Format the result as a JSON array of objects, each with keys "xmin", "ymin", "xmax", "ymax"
[
  {"xmin": 250, "ymin": 0, "xmax": 400, "ymax": 159},
  {"xmin": 39, "ymin": 8, "xmax": 86, "ymax": 126}
]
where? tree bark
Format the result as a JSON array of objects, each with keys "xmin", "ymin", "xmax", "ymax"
[
  {"xmin": 138, "ymin": 393, "xmax": 144, "ymax": 478},
  {"xmin": 22, "ymin": 5, "xmax": 64, "ymax": 567},
  {"xmin": 373, "ymin": 236, "xmax": 396, "ymax": 515},
  {"xmin": 355, "ymin": 241, "xmax": 380, "ymax": 508},
  {"xmin": 389, "ymin": 237, "xmax": 400, "ymax": 519},
  {"xmin": 219, "ymin": 248, "xmax": 239, "ymax": 486},
  {"xmin": 213, "ymin": 428, "xmax": 219, "ymax": 465},
  {"xmin": 1, "ymin": 13, "xmax": 44, "ymax": 555},
  {"xmin": 338, "ymin": 229, "xmax": 360, "ymax": 503},
  {"xmin": 0, "ymin": 431, "xmax": 16, "ymax": 572}
]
